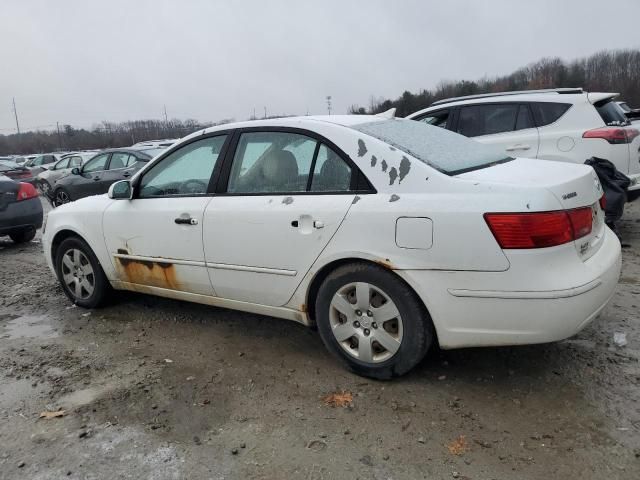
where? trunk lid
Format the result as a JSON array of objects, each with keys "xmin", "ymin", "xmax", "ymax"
[{"xmin": 457, "ymin": 158, "xmax": 605, "ymax": 261}]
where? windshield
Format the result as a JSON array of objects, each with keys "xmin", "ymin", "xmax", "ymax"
[{"xmin": 352, "ymin": 119, "xmax": 512, "ymax": 175}]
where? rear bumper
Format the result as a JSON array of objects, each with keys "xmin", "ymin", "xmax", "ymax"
[
  {"xmin": 397, "ymin": 227, "xmax": 622, "ymax": 349},
  {"xmin": 0, "ymin": 197, "xmax": 43, "ymax": 235}
]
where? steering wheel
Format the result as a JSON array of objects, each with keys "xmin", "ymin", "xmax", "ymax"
[{"xmin": 182, "ymin": 179, "xmax": 208, "ymax": 194}]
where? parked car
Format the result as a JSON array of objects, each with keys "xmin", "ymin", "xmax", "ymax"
[
  {"xmin": 36, "ymin": 152, "xmax": 96, "ymax": 200},
  {"xmin": 0, "ymin": 159, "xmax": 34, "ymax": 182},
  {"xmin": 21, "ymin": 153, "xmax": 62, "ymax": 184},
  {"xmin": 406, "ymin": 88, "xmax": 640, "ymax": 195},
  {"xmin": 51, "ymin": 147, "xmax": 164, "ymax": 206},
  {"xmin": 42, "ymin": 115, "xmax": 620, "ymax": 378},
  {"xmin": 0, "ymin": 174, "xmax": 43, "ymax": 243},
  {"xmin": 617, "ymin": 101, "xmax": 640, "ymax": 120},
  {"xmin": 12, "ymin": 155, "xmax": 37, "ymax": 165}
]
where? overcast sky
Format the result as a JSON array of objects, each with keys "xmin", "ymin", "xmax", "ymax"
[{"xmin": 2, "ymin": 0, "xmax": 639, "ymax": 133}]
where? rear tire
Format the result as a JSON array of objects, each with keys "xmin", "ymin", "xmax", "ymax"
[
  {"xmin": 53, "ymin": 187, "xmax": 72, "ymax": 207},
  {"xmin": 9, "ymin": 227, "xmax": 36, "ymax": 244},
  {"xmin": 54, "ymin": 236, "xmax": 111, "ymax": 308},
  {"xmin": 315, "ymin": 262, "xmax": 434, "ymax": 379}
]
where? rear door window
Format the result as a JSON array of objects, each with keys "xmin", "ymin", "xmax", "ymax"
[
  {"xmin": 515, "ymin": 105, "xmax": 534, "ymax": 131},
  {"xmin": 227, "ymin": 132, "xmax": 316, "ymax": 194},
  {"xmin": 457, "ymin": 104, "xmax": 519, "ymax": 137},
  {"xmin": 530, "ymin": 102, "xmax": 571, "ymax": 127},
  {"xmin": 83, "ymin": 154, "xmax": 110, "ymax": 173}
]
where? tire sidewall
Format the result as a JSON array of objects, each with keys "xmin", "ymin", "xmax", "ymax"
[
  {"xmin": 55, "ymin": 237, "xmax": 108, "ymax": 308},
  {"xmin": 315, "ymin": 263, "xmax": 433, "ymax": 379}
]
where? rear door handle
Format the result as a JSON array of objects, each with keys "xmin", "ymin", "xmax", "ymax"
[
  {"xmin": 123, "ymin": 171, "xmax": 131, "ymax": 178},
  {"xmin": 505, "ymin": 144, "xmax": 531, "ymax": 151},
  {"xmin": 175, "ymin": 217, "xmax": 198, "ymax": 225},
  {"xmin": 93, "ymin": 176, "xmax": 100, "ymax": 181}
]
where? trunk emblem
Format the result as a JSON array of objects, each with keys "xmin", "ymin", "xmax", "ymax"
[{"xmin": 562, "ymin": 192, "xmax": 577, "ymax": 200}]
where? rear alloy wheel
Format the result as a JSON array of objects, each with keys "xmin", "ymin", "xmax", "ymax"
[
  {"xmin": 9, "ymin": 227, "xmax": 36, "ymax": 244},
  {"xmin": 53, "ymin": 188, "xmax": 71, "ymax": 207},
  {"xmin": 55, "ymin": 237, "xmax": 110, "ymax": 308},
  {"xmin": 316, "ymin": 262, "xmax": 434, "ymax": 379},
  {"xmin": 38, "ymin": 180, "xmax": 51, "ymax": 195}
]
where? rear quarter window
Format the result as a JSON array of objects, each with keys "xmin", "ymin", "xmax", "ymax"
[
  {"xmin": 594, "ymin": 99, "xmax": 628, "ymax": 126},
  {"xmin": 530, "ymin": 102, "xmax": 571, "ymax": 127}
]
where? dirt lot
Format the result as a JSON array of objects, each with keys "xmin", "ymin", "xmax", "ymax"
[{"xmin": 0, "ymin": 199, "xmax": 639, "ymax": 480}]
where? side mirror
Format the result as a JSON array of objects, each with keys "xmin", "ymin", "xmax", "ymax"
[
  {"xmin": 71, "ymin": 167, "xmax": 80, "ymax": 175},
  {"xmin": 108, "ymin": 180, "xmax": 132, "ymax": 200}
]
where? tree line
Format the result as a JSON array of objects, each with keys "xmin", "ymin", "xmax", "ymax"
[
  {"xmin": 0, "ymin": 118, "xmax": 231, "ymax": 155},
  {"xmin": 349, "ymin": 48, "xmax": 640, "ymax": 116}
]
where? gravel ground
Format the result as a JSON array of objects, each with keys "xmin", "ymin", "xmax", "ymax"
[{"xmin": 0, "ymin": 198, "xmax": 639, "ymax": 479}]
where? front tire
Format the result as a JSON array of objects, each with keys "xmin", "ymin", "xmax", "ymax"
[
  {"xmin": 315, "ymin": 262, "xmax": 434, "ymax": 379},
  {"xmin": 55, "ymin": 236, "xmax": 111, "ymax": 308}
]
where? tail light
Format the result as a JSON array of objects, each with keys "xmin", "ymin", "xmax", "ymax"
[
  {"xmin": 16, "ymin": 182, "xmax": 38, "ymax": 201},
  {"xmin": 484, "ymin": 207, "xmax": 593, "ymax": 249},
  {"xmin": 599, "ymin": 194, "xmax": 606, "ymax": 211},
  {"xmin": 583, "ymin": 127, "xmax": 640, "ymax": 144}
]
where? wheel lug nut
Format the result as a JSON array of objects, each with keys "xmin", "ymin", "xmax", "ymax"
[
  {"xmin": 363, "ymin": 328, "xmax": 370, "ymax": 336},
  {"xmin": 353, "ymin": 321, "xmax": 360, "ymax": 328},
  {"xmin": 366, "ymin": 310, "xmax": 373, "ymax": 317},
  {"xmin": 372, "ymin": 322, "xmax": 378, "ymax": 329},
  {"xmin": 355, "ymin": 310, "xmax": 362, "ymax": 316}
]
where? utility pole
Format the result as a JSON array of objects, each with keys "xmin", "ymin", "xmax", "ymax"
[
  {"xmin": 12, "ymin": 97, "xmax": 20, "ymax": 134},
  {"xmin": 56, "ymin": 122, "xmax": 62, "ymax": 150},
  {"xmin": 326, "ymin": 96, "xmax": 332, "ymax": 115},
  {"xmin": 163, "ymin": 105, "xmax": 168, "ymax": 123},
  {"xmin": 263, "ymin": 106, "xmax": 267, "ymax": 119}
]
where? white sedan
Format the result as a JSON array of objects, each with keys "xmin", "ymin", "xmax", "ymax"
[{"xmin": 42, "ymin": 115, "xmax": 621, "ymax": 378}]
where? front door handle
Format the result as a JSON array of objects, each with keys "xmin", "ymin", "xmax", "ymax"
[
  {"xmin": 123, "ymin": 171, "xmax": 131, "ymax": 178},
  {"xmin": 313, "ymin": 220, "xmax": 324, "ymax": 229},
  {"xmin": 175, "ymin": 217, "xmax": 198, "ymax": 225},
  {"xmin": 505, "ymin": 144, "xmax": 531, "ymax": 152},
  {"xmin": 93, "ymin": 176, "xmax": 100, "ymax": 181}
]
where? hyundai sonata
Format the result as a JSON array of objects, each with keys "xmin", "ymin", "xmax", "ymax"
[{"xmin": 42, "ymin": 114, "xmax": 621, "ymax": 378}]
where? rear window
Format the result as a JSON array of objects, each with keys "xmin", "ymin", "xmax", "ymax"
[
  {"xmin": 530, "ymin": 102, "xmax": 571, "ymax": 127},
  {"xmin": 354, "ymin": 119, "xmax": 512, "ymax": 175},
  {"xmin": 594, "ymin": 99, "xmax": 629, "ymax": 126}
]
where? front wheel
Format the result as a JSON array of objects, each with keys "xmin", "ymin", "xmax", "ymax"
[
  {"xmin": 315, "ymin": 262, "xmax": 434, "ymax": 379},
  {"xmin": 54, "ymin": 236, "xmax": 111, "ymax": 308}
]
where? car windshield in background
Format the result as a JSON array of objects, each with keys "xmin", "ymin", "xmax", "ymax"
[
  {"xmin": 139, "ymin": 147, "xmax": 165, "ymax": 158},
  {"xmin": 353, "ymin": 119, "xmax": 512, "ymax": 175}
]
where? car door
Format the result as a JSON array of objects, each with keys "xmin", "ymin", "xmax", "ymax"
[
  {"xmin": 203, "ymin": 129, "xmax": 358, "ymax": 307},
  {"xmin": 456, "ymin": 103, "xmax": 540, "ymax": 158},
  {"xmin": 102, "ymin": 134, "xmax": 229, "ymax": 295},
  {"xmin": 74, "ymin": 153, "xmax": 110, "ymax": 198}
]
